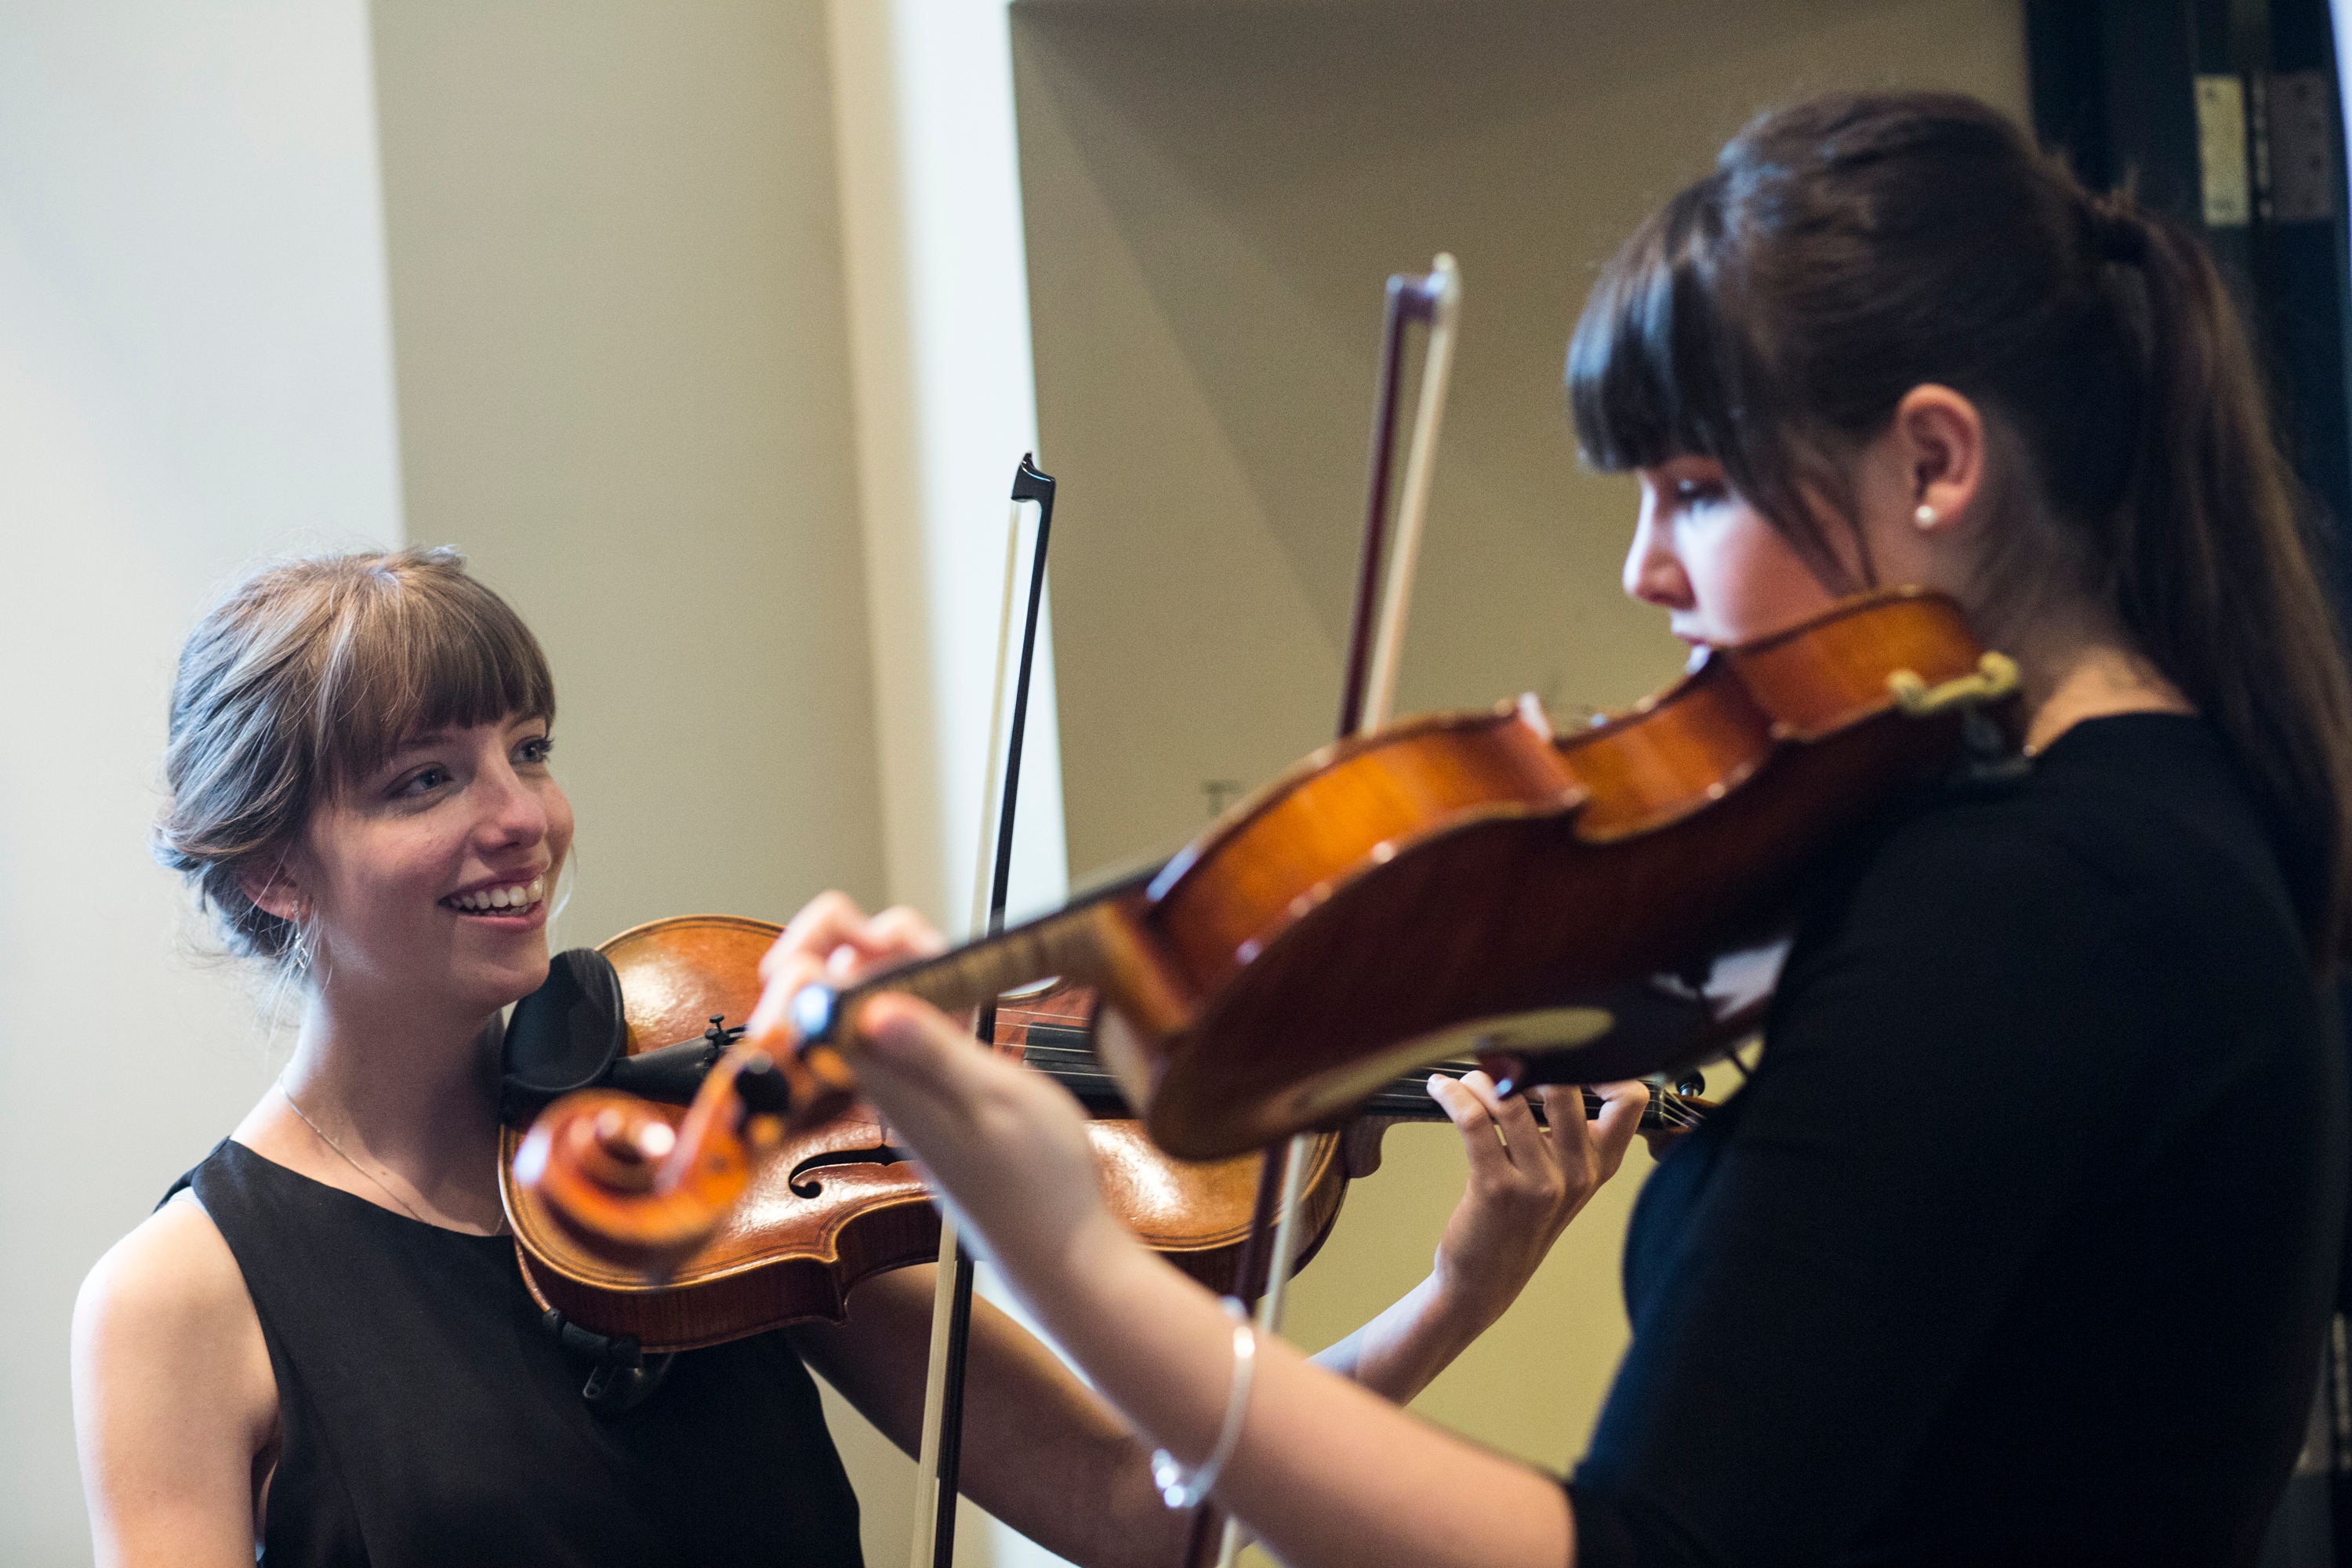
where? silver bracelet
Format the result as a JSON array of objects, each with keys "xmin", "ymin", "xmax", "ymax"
[{"xmin": 1150, "ymin": 1296, "xmax": 1257, "ymax": 1510}]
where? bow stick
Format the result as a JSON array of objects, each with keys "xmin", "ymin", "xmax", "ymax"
[
  {"xmin": 1199, "ymin": 254, "xmax": 1461, "ymax": 1568},
  {"xmin": 909, "ymin": 454, "xmax": 1059, "ymax": 1568}
]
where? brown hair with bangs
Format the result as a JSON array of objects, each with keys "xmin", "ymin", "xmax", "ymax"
[
  {"xmin": 154, "ymin": 546, "xmax": 556, "ymax": 964},
  {"xmin": 1568, "ymin": 90, "xmax": 2352, "ymax": 967}
]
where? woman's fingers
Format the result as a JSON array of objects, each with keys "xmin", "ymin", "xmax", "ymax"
[
  {"xmin": 1428, "ymin": 1070, "xmax": 1547, "ymax": 1177},
  {"xmin": 750, "ymin": 891, "xmax": 947, "ymax": 1042},
  {"xmin": 866, "ymin": 904, "xmax": 949, "ymax": 960},
  {"xmin": 1425, "ymin": 1072, "xmax": 1499, "ymax": 1155},
  {"xmin": 1583, "ymin": 1080, "xmax": 1650, "ymax": 1183},
  {"xmin": 759, "ymin": 890, "xmax": 866, "ymax": 982}
]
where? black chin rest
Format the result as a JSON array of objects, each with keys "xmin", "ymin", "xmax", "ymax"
[
  {"xmin": 499, "ymin": 947, "xmax": 740, "ymax": 1127},
  {"xmin": 500, "ymin": 948, "xmax": 627, "ymax": 1125}
]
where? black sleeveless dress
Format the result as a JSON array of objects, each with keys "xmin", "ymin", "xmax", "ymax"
[{"xmin": 166, "ymin": 1138, "xmax": 866, "ymax": 1567}]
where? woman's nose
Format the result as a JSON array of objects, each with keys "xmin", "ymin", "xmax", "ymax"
[
  {"xmin": 1622, "ymin": 502, "xmax": 1691, "ymax": 610},
  {"xmin": 476, "ymin": 759, "xmax": 548, "ymax": 848}
]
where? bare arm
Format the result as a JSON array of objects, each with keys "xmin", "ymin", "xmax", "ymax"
[
  {"xmin": 804, "ymin": 996, "xmax": 1577, "ymax": 1568},
  {"xmin": 753, "ymin": 900, "xmax": 1586, "ymax": 1568},
  {"xmin": 789, "ymin": 1266, "xmax": 1185, "ymax": 1568},
  {"xmin": 72, "ymin": 1195, "xmax": 279, "ymax": 1568},
  {"xmin": 1313, "ymin": 1075, "xmax": 1646, "ymax": 1403}
]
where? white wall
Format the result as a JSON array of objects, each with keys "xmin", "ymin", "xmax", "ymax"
[
  {"xmin": 0, "ymin": 3, "xmax": 406, "ymax": 1561},
  {"xmin": 829, "ymin": 0, "xmax": 1072, "ymax": 941}
]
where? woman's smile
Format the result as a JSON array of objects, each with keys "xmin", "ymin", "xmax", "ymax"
[{"xmin": 441, "ymin": 872, "xmax": 550, "ymax": 920}]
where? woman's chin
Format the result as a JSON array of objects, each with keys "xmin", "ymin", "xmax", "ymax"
[{"xmin": 452, "ymin": 944, "xmax": 554, "ymax": 1017}]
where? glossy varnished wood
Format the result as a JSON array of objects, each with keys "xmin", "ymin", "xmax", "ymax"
[
  {"xmin": 524, "ymin": 590, "xmax": 2005, "ymax": 1270},
  {"xmin": 506, "ymin": 925, "xmax": 1345, "ymax": 1348},
  {"xmin": 503, "ymin": 916, "xmax": 942, "ymax": 1350},
  {"xmin": 1130, "ymin": 590, "xmax": 1999, "ymax": 1153},
  {"xmin": 806, "ymin": 590, "xmax": 2002, "ymax": 1157}
]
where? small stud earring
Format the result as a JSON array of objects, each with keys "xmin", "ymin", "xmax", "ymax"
[{"xmin": 1913, "ymin": 503, "xmax": 1940, "ymax": 531}]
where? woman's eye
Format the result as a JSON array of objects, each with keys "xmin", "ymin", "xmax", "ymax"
[
  {"xmin": 395, "ymin": 766, "xmax": 451, "ymax": 798},
  {"xmin": 1673, "ymin": 479, "xmax": 1727, "ymax": 508},
  {"xmin": 517, "ymin": 735, "xmax": 555, "ymax": 766}
]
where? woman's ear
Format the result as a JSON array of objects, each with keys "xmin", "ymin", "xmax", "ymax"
[
  {"xmin": 1893, "ymin": 383, "xmax": 1987, "ymax": 536},
  {"xmin": 241, "ymin": 862, "xmax": 305, "ymax": 924}
]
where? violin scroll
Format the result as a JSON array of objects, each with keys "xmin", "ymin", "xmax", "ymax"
[{"xmin": 514, "ymin": 1045, "xmax": 797, "ymax": 1276}]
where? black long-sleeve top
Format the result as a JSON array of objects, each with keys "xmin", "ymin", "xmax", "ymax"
[{"xmin": 1568, "ymin": 714, "xmax": 2347, "ymax": 1566}]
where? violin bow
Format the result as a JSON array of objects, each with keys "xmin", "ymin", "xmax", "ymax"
[
  {"xmin": 908, "ymin": 455, "xmax": 1060, "ymax": 1568},
  {"xmin": 1199, "ymin": 255, "xmax": 1462, "ymax": 1568}
]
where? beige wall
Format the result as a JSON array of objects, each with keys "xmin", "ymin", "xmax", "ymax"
[
  {"xmin": 1010, "ymin": 0, "xmax": 2028, "ymax": 1499},
  {"xmin": 0, "ymin": 5, "xmax": 405, "ymax": 1562},
  {"xmin": 366, "ymin": 4, "xmax": 942, "ymax": 1561},
  {"xmin": 370, "ymin": 0, "xmax": 889, "ymax": 947}
]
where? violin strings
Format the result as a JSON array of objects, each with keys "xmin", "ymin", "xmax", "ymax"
[{"xmin": 1008, "ymin": 1037, "xmax": 1707, "ymax": 1130}]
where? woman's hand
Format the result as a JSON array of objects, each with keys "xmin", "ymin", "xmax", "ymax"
[
  {"xmin": 1427, "ymin": 1073, "xmax": 1647, "ymax": 1328},
  {"xmin": 749, "ymin": 896, "xmax": 1578, "ymax": 1568},
  {"xmin": 1315, "ymin": 1074, "xmax": 1646, "ymax": 1402},
  {"xmin": 749, "ymin": 893, "xmax": 1131, "ymax": 1295}
]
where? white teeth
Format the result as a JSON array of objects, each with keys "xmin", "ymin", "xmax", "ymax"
[{"xmin": 447, "ymin": 878, "xmax": 545, "ymax": 913}]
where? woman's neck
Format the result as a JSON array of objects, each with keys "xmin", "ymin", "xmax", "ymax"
[
  {"xmin": 1997, "ymin": 600, "xmax": 2196, "ymax": 753},
  {"xmin": 234, "ymin": 981, "xmax": 509, "ymax": 1233}
]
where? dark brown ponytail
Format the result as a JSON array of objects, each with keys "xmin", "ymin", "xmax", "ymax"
[
  {"xmin": 2098, "ymin": 198, "xmax": 2352, "ymax": 963},
  {"xmin": 1570, "ymin": 91, "xmax": 2352, "ymax": 967}
]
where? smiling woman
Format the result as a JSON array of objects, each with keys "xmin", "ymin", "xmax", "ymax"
[
  {"xmin": 68, "ymin": 548, "xmax": 874, "ymax": 1566},
  {"xmin": 69, "ymin": 546, "xmax": 1635, "ymax": 1568},
  {"xmin": 153, "ymin": 550, "xmax": 561, "ymax": 969},
  {"xmin": 154, "ymin": 551, "xmax": 571, "ymax": 1024}
]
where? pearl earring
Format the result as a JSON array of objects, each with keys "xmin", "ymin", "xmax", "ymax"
[{"xmin": 1913, "ymin": 503, "xmax": 1939, "ymax": 531}]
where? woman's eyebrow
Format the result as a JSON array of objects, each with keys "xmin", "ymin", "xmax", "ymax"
[{"xmin": 382, "ymin": 730, "xmax": 457, "ymax": 760}]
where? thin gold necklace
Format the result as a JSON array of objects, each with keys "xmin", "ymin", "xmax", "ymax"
[{"xmin": 277, "ymin": 1080, "xmax": 504, "ymax": 1235}]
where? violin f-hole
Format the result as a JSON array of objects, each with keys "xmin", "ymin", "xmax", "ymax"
[{"xmin": 787, "ymin": 1142, "xmax": 916, "ymax": 1199}]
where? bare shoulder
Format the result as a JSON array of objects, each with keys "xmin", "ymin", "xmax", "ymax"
[
  {"xmin": 73, "ymin": 1190, "xmax": 278, "ymax": 1567},
  {"xmin": 76, "ymin": 1191, "xmax": 263, "ymax": 1372}
]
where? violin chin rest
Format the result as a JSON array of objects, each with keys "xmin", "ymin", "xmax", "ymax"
[{"xmin": 501, "ymin": 946, "xmax": 629, "ymax": 1123}]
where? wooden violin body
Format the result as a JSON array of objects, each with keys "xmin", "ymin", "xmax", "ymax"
[
  {"xmin": 500, "ymin": 926, "xmax": 1708, "ymax": 1348},
  {"xmin": 500, "ymin": 919, "xmax": 1346, "ymax": 1351},
  {"xmin": 992, "ymin": 981, "xmax": 1350, "ymax": 1298}
]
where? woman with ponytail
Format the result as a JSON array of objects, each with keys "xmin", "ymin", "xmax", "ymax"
[{"xmin": 757, "ymin": 92, "xmax": 2352, "ymax": 1566}]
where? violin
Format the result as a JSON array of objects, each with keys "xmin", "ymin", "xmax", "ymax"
[
  {"xmin": 514, "ymin": 586, "xmax": 2017, "ymax": 1272},
  {"xmin": 792, "ymin": 586, "xmax": 2015, "ymax": 1154},
  {"xmin": 499, "ymin": 917, "xmax": 1706, "ymax": 1350}
]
